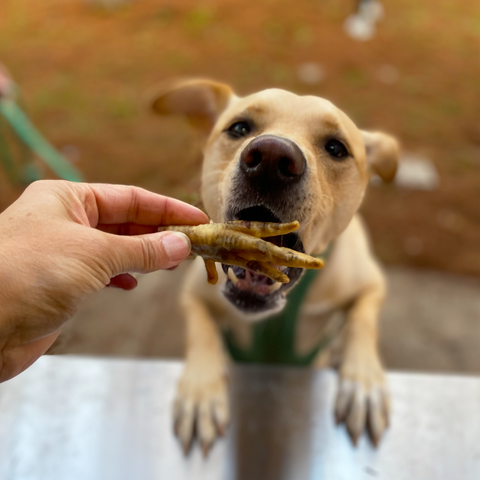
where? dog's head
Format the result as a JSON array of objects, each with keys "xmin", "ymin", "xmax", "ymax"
[{"xmin": 152, "ymin": 79, "xmax": 398, "ymax": 316}]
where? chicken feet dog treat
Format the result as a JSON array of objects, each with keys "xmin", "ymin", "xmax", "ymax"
[{"xmin": 158, "ymin": 221, "xmax": 324, "ymax": 285}]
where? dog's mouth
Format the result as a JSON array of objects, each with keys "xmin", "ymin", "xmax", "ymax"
[{"xmin": 221, "ymin": 205, "xmax": 304, "ymax": 314}]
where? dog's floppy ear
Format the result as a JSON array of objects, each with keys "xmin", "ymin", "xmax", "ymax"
[
  {"xmin": 361, "ymin": 131, "xmax": 399, "ymax": 182},
  {"xmin": 151, "ymin": 78, "xmax": 234, "ymax": 134}
]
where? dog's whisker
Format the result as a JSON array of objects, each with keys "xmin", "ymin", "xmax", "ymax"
[
  {"xmin": 201, "ymin": 163, "xmax": 232, "ymax": 179},
  {"xmin": 202, "ymin": 169, "xmax": 228, "ymax": 179}
]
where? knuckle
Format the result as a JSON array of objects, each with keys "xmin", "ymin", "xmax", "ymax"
[
  {"xmin": 139, "ymin": 237, "xmax": 158, "ymax": 270},
  {"xmin": 24, "ymin": 179, "xmax": 50, "ymax": 194},
  {"xmin": 127, "ymin": 188, "xmax": 141, "ymax": 223},
  {"xmin": 27, "ymin": 179, "xmax": 64, "ymax": 191}
]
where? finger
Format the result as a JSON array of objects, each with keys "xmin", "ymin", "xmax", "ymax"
[
  {"xmin": 107, "ymin": 273, "xmax": 138, "ymax": 290},
  {"xmin": 108, "ymin": 231, "xmax": 191, "ymax": 274},
  {"xmin": 84, "ymin": 184, "xmax": 209, "ymax": 227},
  {"xmin": 97, "ymin": 223, "xmax": 158, "ymax": 236}
]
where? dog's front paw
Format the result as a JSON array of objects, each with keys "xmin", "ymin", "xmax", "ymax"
[
  {"xmin": 173, "ymin": 365, "xmax": 229, "ymax": 456},
  {"xmin": 334, "ymin": 352, "xmax": 390, "ymax": 446}
]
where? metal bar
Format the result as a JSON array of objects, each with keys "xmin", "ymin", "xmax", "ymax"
[
  {"xmin": 0, "ymin": 99, "xmax": 83, "ymax": 182},
  {"xmin": 0, "ymin": 356, "xmax": 478, "ymax": 480}
]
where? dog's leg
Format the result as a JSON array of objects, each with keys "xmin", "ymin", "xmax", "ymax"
[
  {"xmin": 334, "ymin": 285, "xmax": 389, "ymax": 446},
  {"xmin": 174, "ymin": 292, "xmax": 229, "ymax": 456}
]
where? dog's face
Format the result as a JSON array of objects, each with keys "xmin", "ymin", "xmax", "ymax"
[{"xmin": 153, "ymin": 79, "xmax": 398, "ymax": 316}]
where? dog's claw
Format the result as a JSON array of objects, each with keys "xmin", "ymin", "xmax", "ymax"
[
  {"xmin": 345, "ymin": 382, "xmax": 367, "ymax": 445},
  {"xmin": 201, "ymin": 443, "xmax": 211, "ymax": 457},
  {"xmin": 334, "ymin": 378, "xmax": 354, "ymax": 424},
  {"xmin": 182, "ymin": 440, "xmax": 193, "ymax": 456},
  {"xmin": 197, "ymin": 399, "xmax": 216, "ymax": 456},
  {"xmin": 367, "ymin": 385, "xmax": 389, "ymax": 447},
  {"xmin": 173, "ymin": 367, "xmax": 229, "ymax": 455},
  {"xmin": 212, "ymin": 395, "xmax": 230, "ymax": 436},
  {"xmin": 174, "ymin": 397, "xmax": 196, "ymax": 454},
  {"xmin": 335, "ymin": 367, "xmax": 390, "ymax": 447}
]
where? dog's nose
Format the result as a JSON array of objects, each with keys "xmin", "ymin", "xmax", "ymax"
[{"xmin": 240, "ymin": 135, "xmax": 306, "ymax": 183}]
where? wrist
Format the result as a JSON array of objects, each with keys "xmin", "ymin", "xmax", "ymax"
[{"xmin": 0, "ymin": 246, "xmax": 23, "ymax": 332}]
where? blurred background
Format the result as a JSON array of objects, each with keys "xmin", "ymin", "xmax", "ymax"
[{"xmin": 0, "ymin": 0, "xmax": 479, "ymax": 372}]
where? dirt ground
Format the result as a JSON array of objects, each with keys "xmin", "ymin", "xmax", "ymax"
[
  {"xmin": 1, "ymin": 0, "xmax": 479, "ymax": 370},
  {"xmin": 1, "ymin": 0, "xmax": 479, "ymax": 274},
  {"xmin": 52, "ymin": 264, "xmax": 480, "ymax": 374}
]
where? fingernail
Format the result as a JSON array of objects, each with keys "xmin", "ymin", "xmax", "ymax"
[{"xmin": 162, "ymin": 232, "xmax": 191, "ymax": 263}]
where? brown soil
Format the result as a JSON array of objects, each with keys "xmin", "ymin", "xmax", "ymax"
[
  {"xmin": 53, "ymin": 265, "xmax": 480, "ymax": 374},
  {"xmin": 0, "ymin": 0, "xmax": 479, "ymax": 275}
]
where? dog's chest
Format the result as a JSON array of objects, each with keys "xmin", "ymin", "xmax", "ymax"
[{"xmin": 218, "ymin": 271, "xmax": 345, "ymax": 365}]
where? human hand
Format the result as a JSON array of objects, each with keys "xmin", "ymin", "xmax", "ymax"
[{"xmin": 0, "ymin": 180, "xmax": 208, "ymax": 382}]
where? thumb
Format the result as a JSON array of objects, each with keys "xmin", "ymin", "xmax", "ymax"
[{"xmin": 108, "ymin": 231, "xmax": 192, "ymax": 274}]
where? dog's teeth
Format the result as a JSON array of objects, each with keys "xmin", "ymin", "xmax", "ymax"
[
  {"xmin": 277, "ymin": 266, "xmax": 288, "ymax": 272},
  {"xmin": 228, "ymin": 267, "xmax": 239, "ymax": 284},
  {"xmin": 268, "ymin": 281, "xmax": 282, "ymax": 293}
]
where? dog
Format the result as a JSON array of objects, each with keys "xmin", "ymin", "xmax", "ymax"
[{"xmin": 151, "ymin": 79, "xmax": 399, "ymax": 455}]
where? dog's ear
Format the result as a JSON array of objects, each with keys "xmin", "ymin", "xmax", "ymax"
[
  {"xmin": 361, "ymin": 131, "xmax": 399, "ymax": 182},
  {"xmin": 150, "ymin": 78, "xmax": 234, "ymax": 134}
]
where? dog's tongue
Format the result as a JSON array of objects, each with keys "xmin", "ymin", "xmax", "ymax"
[{"xmin": 235, "ymin": 270, "xmax": 271, "ymax": 296}]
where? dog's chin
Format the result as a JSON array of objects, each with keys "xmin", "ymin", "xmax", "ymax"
[
  {"xmin": 221, "ymin": 273, "xmax": 300, "ymax": 317},
  {"xmin": 220, "ymin": 205, "xmax": 305, "ymax": 317}
]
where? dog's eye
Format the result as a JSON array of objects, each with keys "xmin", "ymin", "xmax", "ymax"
[
  {"xmin": 325, "ymin": 139, "xmax": 349, "ymax": 159},
  {"xmin": 227, "ymin": 121, "xmax": 251, "ymax": 139}
]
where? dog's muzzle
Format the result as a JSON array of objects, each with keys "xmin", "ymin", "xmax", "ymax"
[
  {"xmin": 221, "ymin": 135, "xmax": 310, "ymax": 315},
  {"xmin": 226, "ymin": 135, "xmax": 310, "ymax": 225}
]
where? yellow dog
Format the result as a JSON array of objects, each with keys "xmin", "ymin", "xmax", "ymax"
[{"xmin": 152, "ymin": 79, "xmax": 399, "ymax": 455}]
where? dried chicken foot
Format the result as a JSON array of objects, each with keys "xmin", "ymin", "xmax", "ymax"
[
  {"xmin": 234, "ymin": 244, "xmax": 322, "ymax": 269},
  {"xmin": 159, "ymin": 221, "xmax": 300, "ymax": 247},
  {"xmin": 203, "ymin": 259, "xmax": 218, "ymax": 285},
  {"xmin": 215, "ymin": 252, "xmax": 290, "ymax": 284},
  {"xmin": 225, "ymin": 220, "xmax": 300, "ymax": 237},
  {"xmin": 190, "ymin": 251, "xmax": 289, "ymax": 285},
  {"xmin": 158, "ymin": 221, "xmax": 323, "ymax": 285}
]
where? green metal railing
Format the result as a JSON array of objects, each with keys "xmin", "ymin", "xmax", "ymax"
[{"xmin": 0, "ymin": 87, "xmax": 83, "ymax": 185}]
